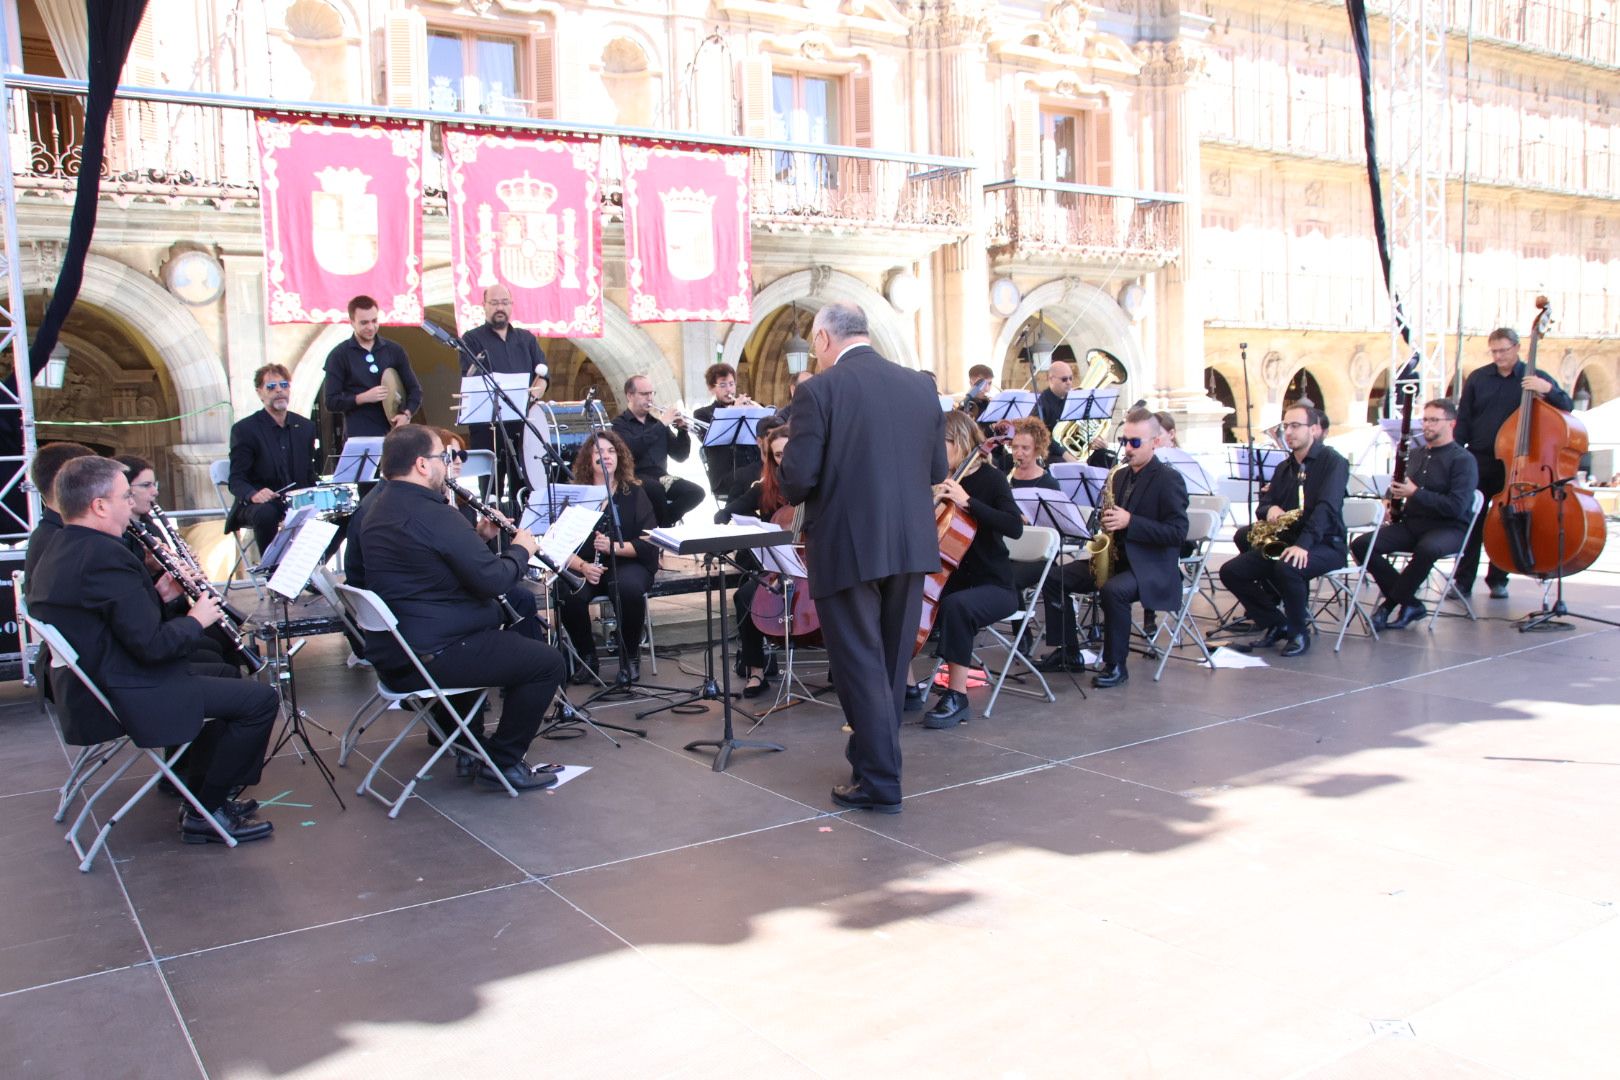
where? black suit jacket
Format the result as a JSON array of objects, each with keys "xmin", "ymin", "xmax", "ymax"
[
  {"xmin": 22, "ymin": 507, "xmax": 64, "ymax": 596},
  {"xmin": 779, "ymin": 344, "xmax": 948, "ymax": 599},
  {"xmin": 1113, "ymin": 456, "xmax": 1190, "ymax": 613},
  {"xmin": 226, "ymin": 408, "xmax": 317, "ymax": 532},
  {"xmin": 28, "ymin": 525, "xmax": 208, "ymax": 747}
]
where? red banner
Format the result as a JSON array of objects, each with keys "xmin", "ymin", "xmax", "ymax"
[
  {"xmin": 254, "ymin": 114, "xmax": 425, "ymax": 324},
  {"xmin": 621, "ymin": 140, "xmax": 751, "ymax": 323},
  {"xmin": 444, "ymin": 128, "xmax": 603, "ymax": 337}
]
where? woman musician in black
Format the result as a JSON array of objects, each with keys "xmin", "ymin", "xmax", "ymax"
[
  {"xmin": 1005, "ymin": 415, "xmax": 1061, "ymax": 492},
  {"xmin": 558, "ymin": 430, "xmax": 659, "ymax": 684},
  {"xmin": 717, "ymin": 418, "xmax": 792, "ymax": 698}
]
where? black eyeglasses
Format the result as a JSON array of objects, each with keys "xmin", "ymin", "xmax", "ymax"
[{"xmin": 1117, "ymin": 436, "xmax": 1144, "ymax": 448}]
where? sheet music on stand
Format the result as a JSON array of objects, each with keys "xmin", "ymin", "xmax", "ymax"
[
  {"xmin": 1349, "ymin": 473, "xmax": 1393, "ymax": 498},
  {"xmin": 1158, "ymin": 448, "xmax": 1217, "ymax": 496},
  {"xmin": 703, "ymin": 406, "xmax": 775, "ymax": 448},
  {"xmin": 730, "ymin": 513, "xmax": 807, "ymax": 577},
  {"xmin": 937, "ymin": 394, "xmax": 958, "ymax": 412},
  {"xmin": 1050, "ymin": 462, "xmax": 1110, "ymax": 505},
  {"xmin": 976, "ymin": 390, "xmax": 1038, "ymax": 424},
  {"xmin": 331, "ymin": 437, "xmax": 384, "ymax": 484},
  {"xmin": 1227, "ymin": 446, "xmax": 1286, "ymax": 483},
  {"xmin": 456, "ymin": 372, "xmax": 532, "ymax": 425},
  {"xmin": 1058, "ymin": 387, "xmax": 1121, "ymax": 423},
  {"xmin": 1012, "ymin": 488, "xmax": 1092, "ymax": 539},
  {"xmin": 1379, "ymin": 417, "xmax": 1425, "ymax": 448},
  {"xmin": 521, "ymin": 483, "xmax": 607, "ymax": 535},
  {"xmin": 538, "ymin": 504, "xmax": 605, "ymax": 572},
  {"xmin": 256, "ymin": 507, "xmax": 319, "ymax": 573},
  {"xmin": 266, "ymin": 517, "xmax": 340, "ymax": 599}
]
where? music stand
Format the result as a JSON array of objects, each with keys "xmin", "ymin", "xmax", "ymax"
[
  {"xmin": 1057, "ymin": 387, "xmax": 1122, "ymax": 425},
  {"xmin": 977, "ymin": 390, "xmax": 1038, "ymax": 425},
  {"xmin": 1158, "ymin": 448, "xmax": 1217, "ymax": 496},
  {"xmin": 703, "ymin": 405, "xmax": 773, "ymax": 497},
  {"xmin": 1050, "ymin": 462, "xmax": 1110, "ymax": 506},
  {"xmin": 1012, "ymin": 488, "xmax": 1092, "ymax": 539},
  {"xmin": 1227, "ymin": 446, "xmax": 1285, "ymax": 486},
  {"xmin": 520, "ymin": 484, "xmax": 607, "ymax": 536},
  {"xmin": 730, "ymin": 514, "xmax": 837, "ymax": 720},
  {"xmin": 331, "ymin": 437, "xmax": 384, "ymax": 485}
]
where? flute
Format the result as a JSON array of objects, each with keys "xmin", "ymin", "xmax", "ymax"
[
  {"xmin": 449, "ymin": 481, "xmax": 586, "ymax": 591},
  {"xmin": 126, "ymin": 524, "xmax": 265, "ymax": 674}
]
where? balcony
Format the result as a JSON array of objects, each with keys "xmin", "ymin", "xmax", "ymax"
[
  {"xmin": 984, "ymin": 180, "xmax": 1183, "ymax": 271},
  {"xmin": 4, "ymin": 76, "xmax": 974, "ymax": 238}
]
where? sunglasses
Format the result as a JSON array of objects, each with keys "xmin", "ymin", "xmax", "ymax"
[
  {"xmin": 1117, "ymin": 436, "xmax": 1144, "ymax": 448},
  {"xmin": 365, "ymin": 352, "xmax": 378, "ymax": 374},
  {"xmin": 262, "ymin": 380, "xmax": 290, "ymax": 390}
]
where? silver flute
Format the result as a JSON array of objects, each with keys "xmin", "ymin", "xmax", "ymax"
[{"xmin": 127, "ymin": 523, "xmax": 265, "ymax": 674}]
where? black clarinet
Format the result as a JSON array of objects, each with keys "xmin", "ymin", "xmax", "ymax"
[
  {"xmin": 127, "ymin": 524, "xmax": 266, "ymax": 674},
  {"xmin": 449, "ymin": 481, "xmax": 586, "ymax": 591},
  {"xmin": 147, "ymin": 501, "xmax": 251, "ymax": 624}
]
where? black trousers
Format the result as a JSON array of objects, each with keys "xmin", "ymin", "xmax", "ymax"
[
  {"xmin": 188, "ymin": 676, "xmax": 279, "ymax": 811},
  {"xmin": 385, "ymin": 628, "xmax": 566, "ymax": 770},
  {"xmin": 932, "ymin": 580, "xmax": 1018, "ymax": 667},
  {"xmin": 1455, "ymin": 457, "xmax": 1508, "ymax": 591},
  {"xmin": 1096, "ymin": 568, "xmax": 1146, "ymax": 669},
  {"xmin": 1219, "ymin": 544, "xmax": 1346, "ymax": 634},
  {"xmin": 735, "ymin": 577, "xmax": 768, "ymax": 669},
  {"xmin": 243, "ymin": 501, "xmax": 287, "ymax": 559},
  {"xmin": 468, "ymin": 420, "xmax": 528, "ymax": 507},
  {"xmin": 643, "ymin": 475, "xmax": 706, "ymax": 527},
  {"xmin": 1041, "ymin": 560, "xmax": 1097, "ymax": 651},
  {"xmin": 1351, "ymin": 521, "xmax": 1466, "ymax": 607},
  {"xmin": 558, "ymin": 563, "xmax": 654, "ymax": 662},
  {"xmin": 816, "ymin": 573, "xmax": 925, "ymax": 805}
]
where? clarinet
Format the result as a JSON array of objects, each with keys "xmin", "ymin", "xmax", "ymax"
[
  {"xmin": 449, "ymin": 481, "xmax": 586, "ymax": 591},
  {"xmin": 147, "ymin": 501, "xmax": 252, "ymax": 625},
  {"xmin": 127, "ymin": 524, "xmax": 266, "ymax": 674}
]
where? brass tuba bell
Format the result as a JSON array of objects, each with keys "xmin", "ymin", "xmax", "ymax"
[{"xmin": 1052, "ymin": 348, "xmax": 1129, "ymax": 460}]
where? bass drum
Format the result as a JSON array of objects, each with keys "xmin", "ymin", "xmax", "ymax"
[{"xmin": 521, "ymin": 401, "xmax": 563, "ymax": 493}]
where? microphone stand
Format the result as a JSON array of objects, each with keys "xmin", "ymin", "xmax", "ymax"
[{"xmin": 1511, "ymin": 470, "xmax": 1618, "ymax": 633}]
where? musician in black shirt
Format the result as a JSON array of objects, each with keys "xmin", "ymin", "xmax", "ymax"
[
  {"xmin": 558, "ymin": 430, "xmax": 660, "ymax": 684},
  {"xmin": 1034, "ymin": 357, "xmax": 1075, "ymax": 464},
  {"xmin": 358, "ymin": 426, "xmax": 565, "ymax": 791},
  {"xmin": 1350, "ymin": 398, "xmax": 1479, "ymax": 629},
  {"xmin": 611, "ymin": 374, "xmax": 704, "ymax": 527},
  {"xmin": 692, "ymin": 362, "xmax": 763, "ymax": 503},
  {"xmin": 22, "ymin": 441, "xmax": 94, "ymax": 592},
  {"xmin": 227, "ymin": 363, "xmax": 318, "ymax": 555},
  {"xmin": 460, "ymin": 284, "xmax": 549, "ymax": 503},
  {"xmin": 1006, "ymin": 415, "xmax": 1061, "ymax": 491},
  {"xmin": 322, "ymin": 295, "xmax": 422, "ymax": 441},
  {"xmin": 1452, "ymin": 326, "xmax": 1574, "ymax": 598}
]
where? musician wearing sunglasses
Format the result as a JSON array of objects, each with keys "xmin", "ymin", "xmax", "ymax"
[
  {"xmin": 225, "ymin": 363, "xmax": 318, "ymax": 556},
  {"xmin": 322, "ymin": 294, "xmax": 423, "ymax": 440},
  {"xmin": 1220, "ymin": 403, "xmax": 1349, "ymax": 658}
]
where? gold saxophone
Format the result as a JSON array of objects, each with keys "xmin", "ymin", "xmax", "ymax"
[
  {"xmin": 1086, "ymin": 461, "xmax": 1127, "ymax": 586},
  {"xmin": 1249, "ymin": 467, "xmax": 1307, "ymax": 559}
]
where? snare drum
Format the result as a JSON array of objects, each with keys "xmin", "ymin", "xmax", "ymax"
[{"xmin": 286, "ymin": 484, "xmax": 357, "ymax": 519}]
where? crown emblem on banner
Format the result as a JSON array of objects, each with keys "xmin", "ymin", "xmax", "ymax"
[
  {"xmin": 659, "ymin": 186, "xmax": 716, "ymax": 216},
  {"xmin": 496, "ymin": 172, "xmax": 558, "ymax": 213},
  {"xmin": 313, "ymin": 166, "xmax": 371, "ymax": 196}
]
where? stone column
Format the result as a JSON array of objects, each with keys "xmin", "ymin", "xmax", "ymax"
[{"xmin": 221, "ymin": 253, "xmax": 267, "ymax": 420}]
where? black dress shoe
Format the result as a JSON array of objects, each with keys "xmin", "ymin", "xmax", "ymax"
[
  {"xmin": 477, "ymin": 762, "xmax": 560, "ymax": 791},
  {"xmin": 1488, "ymin": 582, "xmax": 1510, "ymax": 599},
  {"xmin": 1386, "ymin": 602, "xmax": 1428, "ymax": 630},
  {"xmin": 570, "ymin": 654, "xmax": 599, "ymax": 685},
  {"xmin": 923, "ymin": 690, "xmax": 970, "ymax": 729},
  {"xmin": 1370, "ymin": 600, "xmax": 1396, "ymax": 631},
  {"xmin": 742, "ymin": 674, "xmax": 769, "ymax": 699},
  {"xmin": 181, "ymin": 806, "xmax": 274, "ymax": 845},
  {"xmin": 830, "ymin": 783, "xmax": 901, "ymax": 814},
  {"xmin": 904, "ymin": 680, "xmax": 931, "ymax": 712},
  {"xmin": 454, "ymin": 750, "xmax": 479, "ymax": 778},
  {"xmin": 626, "ymin": 658, "xmax": 641, "ymax": 683},
  {"xmin": 1035, "ymin": 648, "xmax": 1085, "ymax": 673},
  {"xmin": 1241, "ymin": 625, "xmax": 1289, "ymax": 651},
  {"xmin": 1091, "ymin": 665, "xmax": 1129, "ymax": 688},
  {"xmin": 178, "ymin": 797, "xmax": 259, "ymax": 825},
  {"xmin": 1279, "ymin": 632, "xmax": 1311, "ymax": 658}
]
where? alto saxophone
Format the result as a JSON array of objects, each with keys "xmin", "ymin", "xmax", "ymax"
[
  {"xmin": 1250, "ymin": 467, "xmax": 1307, "ymax": 560},
  {"xmin": 1086, "ymin": 462, "xmax": 1127, "ymax": 586}
]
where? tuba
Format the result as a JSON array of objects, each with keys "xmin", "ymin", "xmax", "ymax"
[
  {"xmin": 1086, "ymin": 461, "xmax": 1127, "ymax": 586},
  {"xmin": 1052, "ymin": 348, "xmax": 1129, "ymax": 460}
]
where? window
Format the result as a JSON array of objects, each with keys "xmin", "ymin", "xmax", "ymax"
[
  {"xmin": 427, "ymin": 29, "xmax": 524, "ymax": 116},
  {"xmin": 771, "ymin": 72, "xmax": 842, "ymax": 184},
  {"xmin": 1037, "ymin": 106, "xmax": 1111, "ymax": 186}
]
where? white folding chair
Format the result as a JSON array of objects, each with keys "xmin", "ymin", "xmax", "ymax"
[
  {"xmin": 1153, "ymin": 509, "xmax": 1221, "ymax": 681},
  {"xmin": 1320, "ymin": 498, "xmax": 1386, "ymax": 652},
  {"xmin": 336, "ymin": 584, "xmax": 518, "ymax": 815},
  {"xmin": 1187, "ymin": 493, "xmax": 1233, "ymax": 612},
  {"xmin": 1424, "ymin": 490, "xmax": 1488, "ymax": 630},
  {"xmin": 210, "ymin": 457, "xmax": 263, "ymax": 594},
  {"xmin": 306, "ymin": 568, "xmax": 383, "ymax": 766},
  {"xmin": 980, "ymin": 526, "xmax": 1060, "ymax": 717},
  {"xmin": 24, "ymin": 616, "xmax": 235, "ymax": 870}
]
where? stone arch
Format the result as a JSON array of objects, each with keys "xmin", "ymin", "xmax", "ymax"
[
  {"xmin": 989, "ymin": 279, "xmax": 1145, "ymax": 392},
  {"xmin": 1575, "ymin": 359, "xmax": 1617, "ymax": 408},
  {"xmin": 719, "ymin": 269, "xmax": 917, "ymax": 376}
]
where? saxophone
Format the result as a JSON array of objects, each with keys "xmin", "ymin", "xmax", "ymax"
[
  {"xmin": 1250, "ymin": 467, "xmax": 1307, "ymax": 560},
  {"xmin": 1086, "ymin": 462, "xmax": 1127, "ymax": 586}
]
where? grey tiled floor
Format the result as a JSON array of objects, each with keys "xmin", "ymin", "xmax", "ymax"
[{"xmin": 3, "ymin": 572, "xmax": 1619, "ymax": 1079}]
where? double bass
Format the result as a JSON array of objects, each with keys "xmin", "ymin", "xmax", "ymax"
[
  {"xmin": 1480, "ymin": 296, "xmax": 1607, "ymax": 579},
  {"xmin": 914, "ymin": 436, "xmax": 1005, "ymax": 655}
]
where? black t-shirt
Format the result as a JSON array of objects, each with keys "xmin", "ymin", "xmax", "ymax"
[{"xmin": 952, "ymin": 464, "xmax": 1025, "ymax": 591}]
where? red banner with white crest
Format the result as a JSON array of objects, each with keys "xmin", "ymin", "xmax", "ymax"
[
  {"xmin": 444, "ymin": 128, "xmax": 603, "ymax": 337},
  {"xmin": 620, "ymin": 140, "xmax": 751, "ymax": 323},
  {"xmin": 254, "ymin": 114, "xmax": 424, "ymax": 324}
]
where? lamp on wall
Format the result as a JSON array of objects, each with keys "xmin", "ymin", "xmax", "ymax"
[
  {"xmin": 783, "ymin": 303, "xmax": 812, "ymax": 374},
  {"xmin": 35, "ymin": 344, "xmax": 68, "ymax": 389}
]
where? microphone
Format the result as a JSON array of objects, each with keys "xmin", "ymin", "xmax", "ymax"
[{"xmin": 420, "ymin": 321, "xmax": 457, "ymax": 348}]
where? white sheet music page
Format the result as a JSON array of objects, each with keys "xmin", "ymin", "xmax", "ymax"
[
  {"xmin": 731, "ymin": 514, "xmax": 806, "ymax": 576},
  {"xmin": 267, "ymin": 519, "xmax": 339, "ymax": 600},
  {"xmin": 540, "ymin": 505, "xmax": 604, "ymax": 570}
]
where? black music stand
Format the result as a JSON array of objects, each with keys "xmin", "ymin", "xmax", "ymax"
[
  {"xmin": 1057, "ymin": 387, "xmax": 1121, "ymax": 427},
  {"xmin": 642, "ymin": 523, "xmax": 792, "ymax": 771},
  {"xmin": 1050, "ymin": 462, "xmax": 1111, "ymax": 506},
  {"xmin": 977, "ymin": 390, "xmax": 1039, "ymax": 425},
  {"xmin": 703, "ymin": 404, "xmax": 772, "ymax": 495},
  {"xmin": 331, "ymin": 438, "xmax": 383, "ymax": 486},
  {"xmin": 1012, "ymin": 488, "xmax": 1092, "ymax": 539},
  {"xmin": 1159, "ymin": 449, "xmax": 1217, "ymax": 497}
]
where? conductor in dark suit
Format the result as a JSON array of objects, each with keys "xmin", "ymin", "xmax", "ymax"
[
  {"xmin": 227, "ymin": 363, "xmax": 318, "ymax": 556},
  {"xmin": 28, "ymin": 456, "xmax": 278, "ymax": 845},
  {"xmin": 779, "ymin": 303, "xmax": 947, "ymax": 814}
]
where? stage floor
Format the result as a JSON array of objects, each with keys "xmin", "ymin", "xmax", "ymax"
[{"xmin": 4, "ymin": 568, "xmax": 1619, "ymax": 1079}]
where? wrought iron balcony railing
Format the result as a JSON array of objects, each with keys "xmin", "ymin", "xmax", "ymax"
[
  {"xmin": 984, "ymin": 180, "xmax": 1184, "ymax": 266},
  {"xmin": 4, "ymin": 75, "xmax": 974, "ymax": 235}
]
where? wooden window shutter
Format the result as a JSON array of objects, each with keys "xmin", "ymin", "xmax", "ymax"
[
  {"xmin": 1014, "ymin": 94, "xmax": 1042, "ymax": 180},
  {"xmin": 383, "ymin": 10, "xmax": 426, "ymax": 108},
  {"xmin": 117, "ymin": 20, "xmax": 161, "ymax": 172},
  {"xmin": 849, "ymin": 70, "xmax": 873, "ymax": 148},
  {"xmin": 741, "ymin": 56, "xmax": 774, "ymax": 139},
  {"xmin": 1091, "ymin": 107, "xmax": 1113, "ymax": 187},
  {"xmin": 532, "ymin": 29, "xmax": 557, "ymax": 120}
]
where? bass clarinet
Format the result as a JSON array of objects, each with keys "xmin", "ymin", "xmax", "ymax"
[{"xmin": 126, "ymin": 523, "xmax": 266, "ymax": 674}]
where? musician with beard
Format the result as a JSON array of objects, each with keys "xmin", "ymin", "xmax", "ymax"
[
  {"xmin": 460, "ymin": 284, "xmax": 550, "ymax": 503},
  {"xmin": 226, "ymin": 363, "xmax": 318, "ymax": 556},
  {"xmin": 692, "ymin": 362, "xmax": 765, "ymax": 502}
]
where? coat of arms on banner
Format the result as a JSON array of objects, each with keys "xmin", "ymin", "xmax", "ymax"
[
  {"xmin": 474, "ymin": 172, "xmax": 580, "ymax": 290},
  {"xmin": 311, "ymin": 166, "xmax": 380, "ymax": 276},
  {"xmin": 660, "ymin": 187, "xmax": 718, "ymax": 282}
]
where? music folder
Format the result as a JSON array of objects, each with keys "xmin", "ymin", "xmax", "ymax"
[{"xmin": 1157, "ymin": 448, "xmax": 1217, "ymax": 496}]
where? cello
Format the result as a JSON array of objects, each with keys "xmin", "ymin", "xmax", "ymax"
[
  {"xmin": 914, "ymin": 436, "xmax": 1006, "ymax": 655},
  {"xmin": 1481, "ymin": 296, "xmax": 1607, "ymax": 579},
  {"xmin": 750, "ymin": 504, "xmax": 821, "ymax": 643}
]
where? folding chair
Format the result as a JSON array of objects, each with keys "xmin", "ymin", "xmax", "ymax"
[
  {"xmin": 1188, "ymin": 493, "xmax": 1233, "ymax": 612},
  {"xmin": 1424, "ymin": 490, "xmax": 1487, "ymax": 631},
  {"xmin": 1153, "ymin": 508, "xmax": 1221, "ymax": 681},
  {"xmin": 305, "ymin": 568, "xmax": 383, "ymax": 767},
  {"xmin": 210, "ymin": 458, "xmax": 262, "ymax": 595},
  {"xmin": 980, "ymin": 525, "xmax": 1060, "ymax": 717},
  {"xmin": 336, "ymin": 584, "xmax": 519, "ymax": 815},
  {"xmin": 23, "ymin": 615, "xmax": 236, "ymax": 870},
  {"xmin": 1319, "ymin": 498, "xmax": 1386, "ymax": 652}
]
